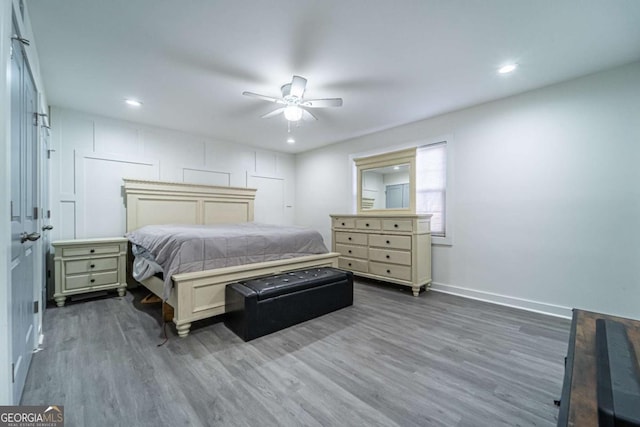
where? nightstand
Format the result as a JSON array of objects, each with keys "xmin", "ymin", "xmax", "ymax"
[{"xmin": 52, "ymin": 237, "xmax": 128, "ymax": 307}]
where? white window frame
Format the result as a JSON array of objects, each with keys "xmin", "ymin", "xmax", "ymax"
[{"xmin": 348, "ymin": 134, "xmax": 453, "ymax": 246}]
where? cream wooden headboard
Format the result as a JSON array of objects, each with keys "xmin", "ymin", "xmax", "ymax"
[{"xmin": 123, "ymin": 179, "xmax": 257, "ymax": 232}]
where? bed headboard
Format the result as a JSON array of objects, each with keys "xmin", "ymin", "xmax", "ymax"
[{"xmin": 123, "ymin": 179, "xmax": 257, "ymax": 232}]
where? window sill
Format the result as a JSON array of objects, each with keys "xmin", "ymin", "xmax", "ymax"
[{"xmin": 432, "ymin": 235, "xmax": 452, "ymax": 247}]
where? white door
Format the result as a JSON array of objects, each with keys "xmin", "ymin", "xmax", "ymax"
[
  {"xmin": 248, "ymin": 175, "xmax": 285, "ymax": 225},
  {"xmin": 10, "ymin": 28, "xmax": 39, "ymax": 403}
]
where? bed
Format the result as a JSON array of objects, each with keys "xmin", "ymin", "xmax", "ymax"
[{"xmin": 123, "ymin": 179, "xmax": 340, "ymax": 337}]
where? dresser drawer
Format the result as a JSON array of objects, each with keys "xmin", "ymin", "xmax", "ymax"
[
  {"xmin": 369, "ymin": 248, "xmax": 411, "ymax": 266},
  {"xmin": 333, "ymin": 218, "xmax": 356, "ymax": 229},
  {"xmin": 65, "ymin": 271, "xmax": 119, "ymax": 290},
  {"xmin": 382, "ymin": 219, "xmax": 413, "ymax": 232},
  {"xmin": 336, "ymin": 244, "xmax": 368, "ymax": 259},
  {"xmin": 65, "ymin": 257, "xmax": 118, "ymax": 275},
  {"xmin": 338, "ymin": 257, "xmax": 368, "ymax": 273},
  {"xmin": 355, "ymin": 219, "xmax": 381, "ymax": 231},
  {"xmin": 369, "ymin": 262, "xmax": 411, "ymax": 282},
  {"xmin": 369, "ymin": 234, "xmax": 411, "ymax": 250},
  {"xmin": 62, "ymin": 245, "xmax": 121, "ymax": 257},
  {"xmin": 335, "ymin": 232, "xmax": 367, "ymax": 246}
]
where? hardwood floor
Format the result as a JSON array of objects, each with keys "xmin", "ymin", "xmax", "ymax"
[{"xmin": 22, "ymin": 280, "xmax": 571, "ymax": 427}]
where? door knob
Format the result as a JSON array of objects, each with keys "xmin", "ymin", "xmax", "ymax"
[
  {"xmin": 42, "ymin": 225, "xmax": 54, "ymax": 231},
  {"xmin": 20, "ymin": 232, "xmax": 41, "ymax": 243}
]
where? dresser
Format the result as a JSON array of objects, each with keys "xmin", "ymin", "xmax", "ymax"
[
  {"xmin": 52, "ymin": 237, "xmax": 128, "ymax": 307},
  {"xmin": 330, "ymin": 214, "xmax": 431, "ymax": 296}
]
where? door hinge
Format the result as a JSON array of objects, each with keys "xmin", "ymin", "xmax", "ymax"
[
  {"xmin": 11, "ymin": 363, "xmax": 15, "ymax": 383},
  {"xmin": 34, "ymin": 207, "xmax": 39, "ymax": 220},
  {"xmin": 11, "ymin": 35, "xmax": 30, "ymax": 46},
  {"xmin": 34, "ymin": 301, "xmax": 39, "ymax": 314},
  {"xmin": 36, "ymin": 113, "xmax": 48, "ymax": 128},
  {"xmin": 10, "ymin": 201, "xmax": 13, "ymax": 217},
  {"xmin": 47, "ymin": 149, "xmax": 56, "ymax": 159},
  {"xmin": 47, "ymin": 269, "xmax": 51, "ymax": 279},
  {"xmin": 47, "ymin": 210, "xmax": 51, "ymax": 219}
]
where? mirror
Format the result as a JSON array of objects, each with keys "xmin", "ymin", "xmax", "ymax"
[
  {"xmin": 361, "ymin": 163, "xmax": 410, "ymax": 210},
  {"xmin": 355, "ymin": 148, "xmax": 417, "ymax": 214}
]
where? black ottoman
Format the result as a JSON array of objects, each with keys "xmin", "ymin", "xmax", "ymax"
[{"xmin": 224, "ymin": 267, "xmax": 353, "ymax": 341}]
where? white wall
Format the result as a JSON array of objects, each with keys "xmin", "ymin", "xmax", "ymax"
[
  {"xmin": 296, "ymin": 61, "xmax": 640, "ymax": 320},
  {"xmin": 49, "ymin": 107, "xmax": 297, "ymax": 241}
]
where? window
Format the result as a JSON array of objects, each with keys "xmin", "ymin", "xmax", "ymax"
[{"xmin": 417, "ymin": 142, "xmax": 447, "ymax": 237}]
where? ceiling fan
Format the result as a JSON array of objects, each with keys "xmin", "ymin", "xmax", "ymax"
[{"xmin": 242, "ymin": 75, "xmax": 343, "ymax": 122}]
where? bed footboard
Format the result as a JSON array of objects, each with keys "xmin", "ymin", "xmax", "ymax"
[{"xmin": 141, "ymin": 252, "xmax": 340, "ymax": 337}]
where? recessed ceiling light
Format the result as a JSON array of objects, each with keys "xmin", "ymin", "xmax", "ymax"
[
  {"xmin": 498, "ymin": 64, "xmax": 518, "ymax": 74},
  {"xmin": 125, "ymin": 99, "xmax": 142, "ymax": 107},
  {"xmin": 393, "ymin": 166, "xmax": 400, "ymax": 170},
  {"xmin": 286, "ymin": 136, "xmax": 295, "ymax": 144}
]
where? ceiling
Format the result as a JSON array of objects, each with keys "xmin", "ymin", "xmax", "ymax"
[{"xmin": 27, "ymin": 0, "xmax": 640, "ymax": 154}]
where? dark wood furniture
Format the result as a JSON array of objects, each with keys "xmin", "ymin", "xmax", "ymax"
[{"xmin": 558, "ymin": 309, "xmax": 640, "ymax": 426}]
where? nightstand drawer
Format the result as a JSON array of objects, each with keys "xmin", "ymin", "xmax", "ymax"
[
  {"xmin": 382, "ymin": 219, "xmax": 413, "ymax": 232},
  {"xmin": 335, "ymin": 232, "xmax": 367, "ymax": 246},
  {"xmin": 65, "ymin": 257, "xmax": 118, "ymax": 275},
  {"xmin": 333, "ymin": 218, "xmax": 356, "ymax": 229},
  {"xmin": 369, "ymin": 234, "xmax": 411, "ymax": 250},
  {"xmin": 355, "ymin": 219, "xmax": 381, "ymax": 230},
  {"xmin": 370, "ymin": 262, "xmax": 411, "ymax": 282},
  {"xmin": 65, "ymin": 271, "xmax": 119, "ymax": 290},
  {"xmin": 369, "ymin": 248, "xmax": 411, "ymax": 266},
  {"xmin": 335, "ymin": 244, "xmax": 368, "ymax": 259},
  {"xmin": 62, "ymin": 245, "xmax": 121, "ymax": 257},
  {"xmin": 338, "ymin": 257, "xmax": 368, "ymax": 273}
]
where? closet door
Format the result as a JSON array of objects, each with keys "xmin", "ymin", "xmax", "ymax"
[{"xmin": 10, "ymin": 26, "xmax": 39, "ymax": 403}]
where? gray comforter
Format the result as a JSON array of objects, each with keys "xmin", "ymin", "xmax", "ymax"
[{"xmin": 126, "ymin": 222, "xmax": 329, "ymax": 299}]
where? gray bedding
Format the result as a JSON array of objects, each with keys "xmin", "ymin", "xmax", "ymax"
[{"xmin": 125, "ymin": 222, "xmax": 329, "ymax": 300}]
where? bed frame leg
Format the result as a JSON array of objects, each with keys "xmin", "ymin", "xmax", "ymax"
[{"xmin": 176, "ymin": 322, "xmax": 191, "ymax": 338}]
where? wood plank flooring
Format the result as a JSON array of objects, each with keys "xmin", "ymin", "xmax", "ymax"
[{"xmin": 22, "ymin": 280, "xmax": 571, "ymax": 427}]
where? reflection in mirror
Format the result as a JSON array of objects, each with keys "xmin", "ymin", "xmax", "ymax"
[{"xmin": 361, "ymin": 163, "xmax": 410, "ymax": 209}]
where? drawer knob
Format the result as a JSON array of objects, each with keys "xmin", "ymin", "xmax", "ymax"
[
  {"xmin": 90, "ymin": 264, "xmax": 95, "ymax": 268},
  {"xmin": 342, "ymin": 222, "xmax": 345, "ymax": 226},
  {"xmin": 386, "ymin": 255, "xmax": 390, "ymax": 259},
  {"xmin": 90, "ymin": 249, "xmax": 95, "ymax": 254},
  {"xmin": 394, "ymin": 224, "xmax": 399, "ymax": 228},
  {"xmin": 90, "ymin": 279, "xmax": 95, "ymax": 283},
  {"xmin": 348, "ymin": 263, "xmax": 352, "ymax": 267},
  {"xmin": 386, "ymin": 269, "xmax": 391, "ymax": 274},
  {"xmin": 348, "ymin": 250, "xmax": 352, "ymax": 254},
  {"xmin": 386, "ymin": 240, "xmax": 390, "ymax": 244},
  {"xmin": 348, "ymin": 237, "xmax": 352, "ymax": 241},
  {"xmin": 365, "ymin": 223, "xmax": 370, "ymax": 227}
]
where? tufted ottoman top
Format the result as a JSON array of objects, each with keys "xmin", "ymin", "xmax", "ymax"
[{"xmin": 238, "ymin": 267, "xmax": 350, "ymax": 301}]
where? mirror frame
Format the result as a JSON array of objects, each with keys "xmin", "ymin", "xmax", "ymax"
[{"xmin": 355, "ymin": 147, "xmax": 417, "ymax": 214}]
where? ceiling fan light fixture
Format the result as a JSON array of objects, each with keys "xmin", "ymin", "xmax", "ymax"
[{"xmin": 284, "ymin": 105, "xmax": 303, "ymax": 121}]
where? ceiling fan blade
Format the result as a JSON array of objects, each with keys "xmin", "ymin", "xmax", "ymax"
[
  {"xmin": 290, "ymin": 76, "xmax": 307, "ymax": 98},
  {"xmin": 242, "ymin": 91, "xmax": 285, "ymax": 104},
  {"xmin": 302, "ymin": 108, "xmax": 317, "ymax": 121},
  {"xmin": 261, "ymin": 108, "xmax": 285, "ymax": 119},
  {"xmin": 302, "ymin": 98, "xmax": 343, "ymax": 108}
]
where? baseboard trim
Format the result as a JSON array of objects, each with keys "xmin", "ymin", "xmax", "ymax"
[{"xmin": 430, "ymin": 281, "xmax": 572, "ymax": 319}]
